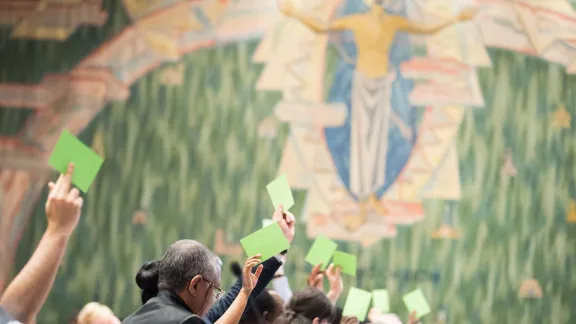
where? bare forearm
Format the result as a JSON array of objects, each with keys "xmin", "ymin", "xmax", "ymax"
[
  {"xmin": 326, "ymin": 290, "xmax": 341, "ymax": 304},
  {"xmin": 214, "ymin": 289, "xmax": 250, "ymax": 324},
  {"xmin": 0, "ymin": 227, "xmax": 69, "ymax": 323}
]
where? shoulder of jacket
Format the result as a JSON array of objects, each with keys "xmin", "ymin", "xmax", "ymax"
[{"xmin": 179, "ymin": 314, "xmax": 206, "ymax": 324}]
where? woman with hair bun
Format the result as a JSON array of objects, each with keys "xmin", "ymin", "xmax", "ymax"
[{"xmin": 123, "ymin": 240, "xmax": 264, "ymax": 324}]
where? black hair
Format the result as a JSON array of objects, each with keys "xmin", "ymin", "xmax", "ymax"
[
  {"xmin": 135, "ymin": 260, "xmax": 160, "ymax": 304},
  {"xmin": 332, "ymin": 307, "xmax": 343, "ymax": 324},
  {"xmin": 273, "ymin": 287, "xmax": 335, "ymax": 324}
]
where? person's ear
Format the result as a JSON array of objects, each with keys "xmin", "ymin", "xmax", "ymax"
[
  {"xmin": 312, "ymin": 317, "xmax": 320, "ymax": 324},
  {"xmin": 188, "ymin": 275, "xmax": 203, "ymax": 296}
]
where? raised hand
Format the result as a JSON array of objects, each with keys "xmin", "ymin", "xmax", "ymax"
[
  {"xmin": 407, "ymin": 311, "xmax": 420, "ymax": 324},
  {"xmin": 272, "ymin": 205, "xmax": 296, "ymax": 243},
  {"xmin": 325, "ymin": 264, "xmax": 343, "ymax": 303},
  {"xmin": 242, "ymin": 255, "xmax": 263, "ymax": 294},
  {"xmin": 307, "ymin": 263, "xmax": 324, "ymax": 290},
  {"xmin": 45, "ymin": 163, "xmax": 83, "ymax": 237},
  {"xmin": 368, "ymin": 307, "xmax": 383, "ymax": 322}
]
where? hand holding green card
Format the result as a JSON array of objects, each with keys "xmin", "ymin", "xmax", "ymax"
[
  {"xmin": 305, "ymin": 236, "xmax": 337, "ymax": 270},
  {"xmin": 48, "ymin": 130, "xmax": 104, "ymax": 193},
  {"xmin": 372, "ymin": 289, "xmax": 390, "ymax": 313},
  {"xmin": 332, "ymin": 251, "xmax": 357, "ymax": 277},
  {"xmin": 266, "ymin": 175, "xmax": 294, "ymax": 210},
  {"xmin": 240, "ymin": 222, "xmax": 290, "ymax": 261},
  {"xmin": 403, "ymin": 288, "xmax": 431, "ymax": 319},
  {"xmin": 342, "ymin": 287, "xmax": 372, "ymax": 321}
]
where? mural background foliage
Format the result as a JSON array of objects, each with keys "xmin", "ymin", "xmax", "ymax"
[{"xmin": 0, "ymin": 0, "xmax": 575, "ymax": 323}]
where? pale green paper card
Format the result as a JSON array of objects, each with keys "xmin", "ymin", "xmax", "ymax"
[
  {"xmin": 262, "ymin": 219, "xmax": 275, "ymax": 228},
  {"xmin": 403, "ymin": 288, "xmax": 431, "ymax": 318},
  {"xmin": 240, "ymin": 222, "xmax": 290, "ymax": 261},
  {"xmin": 372, "ymin": 289, "xmax": 390, "ymax": 313},
  {"xmin": 48, "ymin": 130, "xmax": 104, "ymax": 193},
  {"xmin": 305, "ymin": 236, "xmax": 337, "ymax": 270},
  {"xmin": 266, "ymin": 175, "xmax": 294, "ymax": 210},
  {"xmin": 342, "ymin": 287, "xmax": 372, "ymax": 321},
  {"xmin": 332, "ymin": 251, "xmax": 357, "ymax": 276}
]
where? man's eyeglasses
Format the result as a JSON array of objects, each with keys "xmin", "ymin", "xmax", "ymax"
[{"xmin": 203, "ymin": 278, "xmax": 225, "ymax": 300}]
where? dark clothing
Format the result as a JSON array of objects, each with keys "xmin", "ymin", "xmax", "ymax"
[
  {"xmin": 122, "ymin": 256, "xmax": 282, "ymax": 324},
  {"xmin": 122, "ymin": 290, "xmax": 207, "ymax": 324}
]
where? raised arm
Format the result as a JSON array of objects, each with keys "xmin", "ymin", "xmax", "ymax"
[
  {"xmin": 205, "ymin": 206, "xmax": 295, "ymax": 322},
  {"xmin": 214, "ymin": 256, "xmax": 263, "ymax": 324},
  {"xmin": 0, "ymin": 164, "xmax": 82, "ymax": 323},
  {"xmin": 280, "ymin": 1, "xmax": 357, "ymax": 33},
  {"xmin": 395, "ymin": 7, "xmax": 476, "ymax": 35}
]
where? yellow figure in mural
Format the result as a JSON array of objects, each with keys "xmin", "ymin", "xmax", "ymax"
[{"xmin": 281, "ymin": 0, "xmax": 475, "ymax": 230}]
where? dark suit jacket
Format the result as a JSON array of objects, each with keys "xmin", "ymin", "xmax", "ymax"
[{"xmin": 122, "ymin": 256, "xmax": 282, "ymax": 324}]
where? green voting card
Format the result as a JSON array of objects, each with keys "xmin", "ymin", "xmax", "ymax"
[
  {"xmin": 332, "ymin": 251, "xmax": 357, "ymax": 276},
  {"xmin": 266, "ymin": 175, "xmax": 294, "ymax": 210},
  {"xmin": 305, "ymin": 236, "xmax": 337, "ymax": 270},
  {"xmin": 48, "ymin": 130, "xmax": 104, "ymax": 193},
  {"xmin": 262, "ymin": 219, "xmax": 275, "ymax": 228},
  {"xmin": 342, "ymin": 287, "xmax": 372, "ymax": 321},
  {"xmin": 240, "ymin": 222, "xmax": 290, "ymax": 261},
  {"xmin": 403, "ymin": 288, "xmax": 431, "ymax": 318},
  {"xmin": 372, "ymin": 290, "xmax": 390, "ymax": 313}
]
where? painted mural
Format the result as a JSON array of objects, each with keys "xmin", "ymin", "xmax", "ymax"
[{"xmin": 0, "ymin": 0, "xmax": 575, "ymax": 323}]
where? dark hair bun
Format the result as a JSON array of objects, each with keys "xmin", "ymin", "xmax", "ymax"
[
  {"xmin": 230, "ymin": 261, "xmax": 242, "ymax": 278},
  {"xmin": 136, "ymin": 260, "xmax": 160, "ymax": 304}
]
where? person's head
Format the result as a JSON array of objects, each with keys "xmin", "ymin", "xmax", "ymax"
[
  {"xmin": 241, "ymin": 289, "xmax": 285, "ymax": 324},
  {"xmin": 135, "ymin": 240, "xmax": 223, "ymax": 316},
  {"xmin": 274, "ymin": 287, "xmax": 335, "ymax": 324},
  {"xmin": 77, "ymin": 302, "xmax": 120, "ymax": 324}
]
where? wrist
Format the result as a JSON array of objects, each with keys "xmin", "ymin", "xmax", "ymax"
[
  {"xmin": 46, "ymin": 224, "xmax": 72, "ymax": 241},
  {"xmin": 240, "ymin": 287, "xmax": 252, "ymax": 296}
]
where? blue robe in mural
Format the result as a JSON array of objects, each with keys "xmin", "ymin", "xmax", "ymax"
[{"xmin": 324, "ymin": 1, "xmax": 419, "ymax": 202}]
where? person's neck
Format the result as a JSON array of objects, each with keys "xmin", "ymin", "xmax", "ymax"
[{"xmin": 176, "ymin": 290, "xmax": 195, "ymax": 312}]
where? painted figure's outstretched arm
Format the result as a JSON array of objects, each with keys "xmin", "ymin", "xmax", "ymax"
[
  {"xmin": 279, "ymin": 1, "xmax": 357, "ymax": 33},
  {"xmin": 395, "ymin": 7, "xmax": 477, "ymax": 35}
]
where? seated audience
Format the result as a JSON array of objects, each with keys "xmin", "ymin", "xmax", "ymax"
[
  {"xmin": 122, "ymin": 241, "xmax": 262, "ymax": 324},
  {"xmin": 77, "ymin": 302, "xmax": 120, "ymax": 324},
  {"xmin": 273, "ymin": 287, "xmax": 335, "ymax": 324},
  {"xmin": 124, "ymin": 206, "xmax": 295, "ymax": 324},
  {"xmin": 0, "ymin": 164, "xmax": 82, "ymax": 324}
]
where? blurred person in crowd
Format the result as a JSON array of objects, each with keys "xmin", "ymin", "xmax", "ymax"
[
  {"xmin": 231, "ymin": 262, "xmax": 285, "ymax": 324},
  {"xmin": 0, "ymin": 164, "xmax": 82, "ymax": 324},
  {"xmin": 77, "ymin": 302, "xmax": 121, "ymax": 324},
  {"xmin": 273, "ymin": 287, "xmax": 335, "ymax": 324}
]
